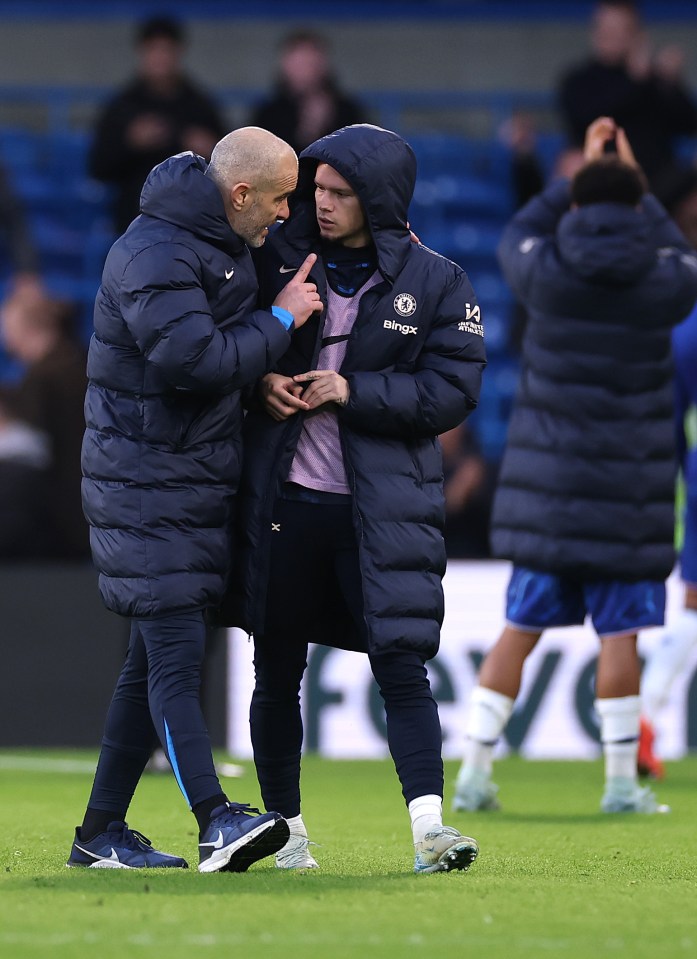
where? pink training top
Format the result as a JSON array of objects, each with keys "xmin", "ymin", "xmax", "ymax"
[{"xmin": 288, "ymin": 272, "xmax": 381, "ymax": 494}]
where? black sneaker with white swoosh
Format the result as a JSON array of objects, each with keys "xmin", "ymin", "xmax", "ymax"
[
  {"xmin": 198, "ymin": 802, "xmax": 289, "ymax": 873},
  {"xmin": 66, "ymin": 821, "xmax": 188, "ymax": 869}
]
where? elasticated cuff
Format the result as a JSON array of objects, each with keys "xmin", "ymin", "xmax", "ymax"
[{"xmin": 271, "ymin": 306, "xmax": 294, "ymax": 331}]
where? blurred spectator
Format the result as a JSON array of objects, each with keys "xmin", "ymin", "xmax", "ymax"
[
  {"xmin": 0, "ymin": 160, "xmax": 41, "ymax": 293},
  {"xmin": 498, "ymin": 112, "xmax": 547, "ymax": 357},
  {"xmin": 0, "ymin": 290, "xmax": 89, "ymax": 560},
  {"xmin": 89, "ymin": 16, "xmax": 226, "ymax": 234},
  {"xmin": 249, "ymin": 30, "xmax": 366, "ymax": 154},
  {"xmin": 453, "ymin": 117, "xmax": 697, "ymax": 818},
  {"xmin": 440, "ymin": 423, "xmax": 493, "ymax": 559},
  {"xmin": 501, "ymin": 116, "xmax": 604, "ymax": 355},
  {"xmin": 558, "ymin": 0, "xmax": 697, "ymax": 188},
  {"xmin": 500, "ymin": 111, "xmax": 545, "ymax": 210},
  {"xmin": 0, "ymin": 391, "xmax": 52, "ymax": 560},
  {"xmin": 656, "ymin": 163, "xmax": 697, "ymax": 250},
  {"xmin": 553, "ymin": 147, "xmax": 587, "ymax": 183}
]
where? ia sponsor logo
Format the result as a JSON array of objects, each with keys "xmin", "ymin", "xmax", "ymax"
[{"xmin": 458, "ymin": 302, "xmax": 483, "ymax": 335}]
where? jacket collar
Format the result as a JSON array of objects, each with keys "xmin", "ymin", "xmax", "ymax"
[{"xmin": 139, "ymin": 152, "xmax": 246, "ymax": 255}]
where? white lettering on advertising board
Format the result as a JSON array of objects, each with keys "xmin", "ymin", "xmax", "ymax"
[{"xmin": 228, "ymin": 562, "xmax": 697, "ymax": 760}]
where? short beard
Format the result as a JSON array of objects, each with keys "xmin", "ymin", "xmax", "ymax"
[{"xmin": 235, "ymin": 196, "xmax": 267, "ymax": 248}]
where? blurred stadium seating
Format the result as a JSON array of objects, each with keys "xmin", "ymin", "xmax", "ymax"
[
  {"xmin": 0, "ymin": 87, "xmax": 528, "ymax": 460},
  {"xmin": 0, "ymin": 0, "xmax": 692, "ymax": 461}
]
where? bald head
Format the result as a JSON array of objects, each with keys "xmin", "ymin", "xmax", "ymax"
[
  {"xmin": 208, "ymin": 127, "xmax": 295, "ymax": 193},
  {"xmin": 207, "ymin": 127, "xmax": 298, "ymax": 246}
]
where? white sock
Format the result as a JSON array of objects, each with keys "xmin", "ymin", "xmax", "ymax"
[
  {"xmin": 459, "ymin": 686, "xmax": 515, "ymax": 778},
  {"xmin": 409, "ymin": 794, "xmax": 443, "ymax": 844},
  {"xmin": 285, "ymin": 814, "xmax": 308, "ymax": 838},
  {"xmin": 595, "ymin": 695, "xmax": 641, "ymax": 784},
  {"xmin": 641, "ymin": 609, "xmax": 697, "ymax": 722}
]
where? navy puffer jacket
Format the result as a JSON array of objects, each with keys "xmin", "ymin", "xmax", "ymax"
[
  {"xmin": 491, "ymin": 179, "xmax": 697, "ymax": 580},
  {"xmin": 82, "ymin": 152, "xmax": 291, "ymax": 617},
  {"xmin": 224, "ymin": 124, "xmax": 486, "ymax": 658}
]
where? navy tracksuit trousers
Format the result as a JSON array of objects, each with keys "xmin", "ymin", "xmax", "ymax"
[
  {"xmin": 87, "ymin": 611, "xmax": 221, "ymax": 815},
  {"xmin": 250, "ymin": 492, "xmax": 444, "ymax": 818}
]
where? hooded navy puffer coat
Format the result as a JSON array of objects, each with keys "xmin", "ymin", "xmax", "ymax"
[
  {"xmin": 225, "ymin": 124, "xmax": 486, "ymax": 658},
  {"xmin": 82, "ymin": 152, "xmax": 291, "ymax": 617},
  {"xmin": 491, "ymin": 178, "xmax": 697, "ymax": 581}
]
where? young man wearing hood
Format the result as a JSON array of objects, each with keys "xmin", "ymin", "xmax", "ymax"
[
  {"xmin": 68, "ymin": 128, "xmax": 324, "ymax": 873},
  {"xmin": 226, "ymin": 123, "xmax": 486, "ymax": 874},
  {"xmin": 453, "ymin": 118, "xmax": 697, "ymax": 816}
]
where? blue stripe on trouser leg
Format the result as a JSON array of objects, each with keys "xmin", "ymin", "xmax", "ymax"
[
  {"xmin": 137, "ymin": 611, "xmax": 222, "ymax": 809},
  {"xmin": 164, "ymin": 716, "xmax": 191, "ymax": 806},
  {"xmin": 86, "ymin": 620, "xmax": 160, "ymax": 814},
  {"xmin": 87, "ymin": 612, "xmax": 222, "ymax": 813}
]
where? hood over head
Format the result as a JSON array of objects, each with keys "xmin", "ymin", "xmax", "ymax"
[
  {"xmin": 286, "ymin": 124, "xmax": 416, "ymax": 282},
  {"xmin": 557, "ymin": 201, "xmax": 655, "ymax": 284},
  {"xmin": 138, "ymin": 152, "xmax": 245, "ymax": 254}
]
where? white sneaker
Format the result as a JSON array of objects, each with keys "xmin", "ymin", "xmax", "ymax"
[
  {"xmin": 413, "ymin": 826, "xmax": 479, "ymax": 874},
  {"xmin": 275, "ymin": 833, "xmax": 319, "ymax": 869},
  {"xmin": 601, "ymin": 778, "xmax": 670, "ymax": 814},
  {"xmin": 452, "ymin": 768, "xmax": 500, "ymax": 812}
]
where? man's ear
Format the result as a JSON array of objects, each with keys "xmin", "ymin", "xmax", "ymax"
[{"xmin": 230, "ymin": 182, "xmax": 250, "ymax": 211}]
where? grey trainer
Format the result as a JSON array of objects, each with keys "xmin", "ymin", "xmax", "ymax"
[
  {"xmin": 275, "ymin": 833, "xmax": 319, "ymax": 869},
  {"xmin": 601, "ymin": 778, "xmax": 670, "ymax": 814},
  {"xmin": 414, "ymin": 826, "xmax": 479, "ymax": 875}
]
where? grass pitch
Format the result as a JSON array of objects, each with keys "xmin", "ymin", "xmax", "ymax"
[{"xmin": 0, "ymin": 751, "xmax": 696, "ymax": 958}]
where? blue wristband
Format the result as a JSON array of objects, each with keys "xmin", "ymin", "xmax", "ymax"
[{"xmin": 271, "ymin": 306, "xmax": 294, "ymax": 331}]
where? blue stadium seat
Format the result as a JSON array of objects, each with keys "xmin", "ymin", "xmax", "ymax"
[
  {"xmin": 0, "ymin": 113, "xmax": 525, "ymax": 468},
  {"xmin": 0, "ymin": 127, "xmax": 46, "ymax": 174},
  {"xmin": 413, "ymin": 173, "xmax": 512, "ymax": 219}
]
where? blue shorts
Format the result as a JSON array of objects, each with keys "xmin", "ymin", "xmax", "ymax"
[
  {"xmin": 680, "ymin": 490, "xmax": 697, "ymax": 586},
  {"xmin": 505, "ymin": 567, "xmax": 666, "ymax": 637}
]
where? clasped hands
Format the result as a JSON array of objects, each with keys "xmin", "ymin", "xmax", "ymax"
[
  {"xmin": 260, "ymin": 370, "xmax": 350, "ymax": 422},
  {"xmin": 583, "ymin": 116, "xmax": 639, "ymax": 168}
]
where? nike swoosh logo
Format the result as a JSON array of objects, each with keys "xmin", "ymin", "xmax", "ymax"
[
  {"xmin": 225, "ymin": 269, "xmax": 234, "ymax": 280},
  {"xmin": 75, "ymin": 844, "xmax": 121, "ymax": 862},
  {"xmin": 199, "ymin": 830, "xmax": 225, "ymax": 849},
  {"xmin": 279, "ymin": 266, "xmax": 297, "ymax": 274}
]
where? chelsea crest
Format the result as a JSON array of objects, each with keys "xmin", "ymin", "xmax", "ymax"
[{"xmin": 394, "ymin": 293, "xmax": 417, "ymax": 317}]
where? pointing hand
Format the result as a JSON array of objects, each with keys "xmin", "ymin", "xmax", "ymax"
[{"xmin": 273, "ymin": 254, "xmax": 324, "ymax": 329}]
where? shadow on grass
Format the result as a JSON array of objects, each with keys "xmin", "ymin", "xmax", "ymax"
[
  {"xmin": 8, "ymin": 868, "xmax": 436, "ymax": 898},
  {"xmin": 486, "ymin": 812, "xmax": 635, "ymax": 825}
]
